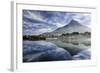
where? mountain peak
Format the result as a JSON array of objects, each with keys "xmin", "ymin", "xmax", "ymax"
[
  {"xmin": 51, "ymin": 20, "xmax": 90, "ymax": 34},
  {"xmin": 42, "ymin": 20, "xmax": 90, "ymax": 35},
  {"xmin": 64, "ymin": 19, "xmax": 83, "ymax": 27}
]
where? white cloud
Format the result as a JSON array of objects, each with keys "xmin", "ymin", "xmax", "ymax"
[
  {"xmin": 72, "ymin": 13, "xmax": 91, "ymax": 28},
  {"xmin": 23, "ymin": 10, "xmax": 91, "ymax": 35},
  {"xmin": 25, "ymin": 11, "xmax": 45, "ymax": 22},
  {"xmin": 37, "ymin": 28, "xmax": 53, "ymax": 33}
]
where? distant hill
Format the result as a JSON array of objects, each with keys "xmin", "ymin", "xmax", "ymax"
[{"xmin": 42, "ymin": 20, "xmax": 91, "ymax": 36}]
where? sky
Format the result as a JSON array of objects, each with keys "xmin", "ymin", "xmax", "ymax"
[{"xmin": 23, "ymin": 10, "xmax": 91, "ymax": 35}]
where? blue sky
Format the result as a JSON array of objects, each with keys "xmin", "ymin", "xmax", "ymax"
[{"xmin": 23, "ymin": 10, "xmax": 91, "ymax": 35}]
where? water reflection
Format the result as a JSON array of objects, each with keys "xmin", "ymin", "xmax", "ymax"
[
  {"xmin": 23, "ymin": 40, "xmax": 91, "ymax": 62},
  {"xmin": 23, "ymin": 41, "xmax": 72, "ymax": 62}
]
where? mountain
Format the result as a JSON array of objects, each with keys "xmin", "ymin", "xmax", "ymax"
[{"xmin": 42, "ymin": 20, "xmax": 90, "ymax": 35}]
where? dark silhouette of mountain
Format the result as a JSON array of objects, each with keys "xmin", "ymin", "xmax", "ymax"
[{"xmin": 42, "ymin": 20, "xmax": 90, "ymax": 35}]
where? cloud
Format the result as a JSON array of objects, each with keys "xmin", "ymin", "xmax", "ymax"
[
  {"xmin": 71, "ymin": 13, "xmax": 91, "ymax": 28},
  {"xmin": 23, "ymin": 10, "xmax": 45, "ymax": 22},
  {"xmin": 23, "ymin": 10, "xmax": 91, "ymax": 35}
]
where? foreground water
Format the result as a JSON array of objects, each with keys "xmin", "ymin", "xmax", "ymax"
[{"xmin": 23, "ymin": 40, "xmax": 90, "ymax": 62}]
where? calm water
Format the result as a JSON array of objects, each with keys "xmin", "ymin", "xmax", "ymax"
[{"xmin": 23, "ymin": 40, "xmax": 91, "ymax": 62}]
